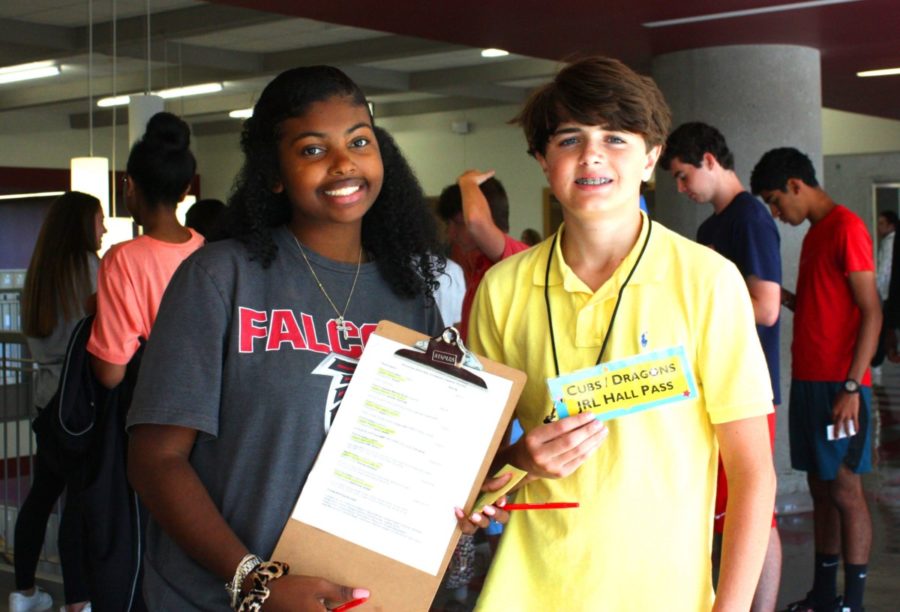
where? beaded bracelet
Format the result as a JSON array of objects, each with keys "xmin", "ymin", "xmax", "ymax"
[
  {"xmin": 237, "ymin": 560, "xmax": 290, "ymax": 612},
  {"xmin": 227, "ymin": 553, "xmax": 262, "ymax": 610}
]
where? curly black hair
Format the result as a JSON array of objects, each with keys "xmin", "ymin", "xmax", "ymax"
[
  {"xmin": 226, "ymin": 65, "xmax": 443, "ymax": 298},
  {"xmin": 127, "ymin": 111, "xmax": 196, "ymax": 207},
  {"xmin": 750, "ymin": 147, "xmax": 820, "ymax": 194}
]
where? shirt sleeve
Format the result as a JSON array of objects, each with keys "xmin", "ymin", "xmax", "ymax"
[
  {"xmin": 696, "ymin": 260, "xmax": 774, "ymax": 424},
  {"xmin": 127, "ymin": 257, "xmax": 228, "ymax": 437},
  {"xmin": 841, "ymin": 214, "xmax": 876, "ymax": 274},
  {"xmin": 467, "ymin": 276, "xmax": 503, "ymax": 363},
  {"xmin": 88, "ymin": 247, "xmax": 144, "ymax": 365},
  {"xmin": 733, "ymin": 204, "xmax": 782, "ymax": 284}
]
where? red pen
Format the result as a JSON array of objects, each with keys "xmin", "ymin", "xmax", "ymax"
[
  {"xmin": 502, "ymin": 502, "xmax": 579, "ymax": 510},
  {"xmin": 332, "ymin": 597, "xmax": 368, "ymax": 612}
]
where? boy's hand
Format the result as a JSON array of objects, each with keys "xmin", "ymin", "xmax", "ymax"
[
  {"xmin": 458, "ymin": 168, "xmax": 496, "ymax": 189},
  {"xmin": 832, "ymin": 391, "xmax": 860, "ymax": 440},
  {"xmin": 510, "ymin": 412, "xmax": 608, "ymax": 479}
]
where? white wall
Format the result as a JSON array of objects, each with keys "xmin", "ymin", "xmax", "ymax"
[
  {"xmin": 379, "ymin": 106, "xmax": 546, "ymax": 239},
  {"xmin": 4, "ymin": 103, "xmax": 900, "ymax": 235},
  {"xmin": 823, "ymin": 108, "xmax": 900, "ymax": 156}
]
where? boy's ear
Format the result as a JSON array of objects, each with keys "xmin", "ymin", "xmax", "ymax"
[
  {"xmin": 272, "ymin": 179, "xmax": 284, "ymax": 194},
  {"xmin": 702, "ymin": 151, "xmax": 718, "ymax": 170},
  {"xmin": 786, "ymin": 177, "xmax": 803, "ymax": 194},
  {"xmin": 534, "ymin": 152, "xmax": 551, "ymax": 178},
  {"xmin": 642, "ymin": 144, "xmax": 662, "ymax": 182}
]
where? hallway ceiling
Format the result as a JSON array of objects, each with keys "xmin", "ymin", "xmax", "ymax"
[{"xmin": 0, "ymin": 0, "xmax": 898, "ymax": 134}]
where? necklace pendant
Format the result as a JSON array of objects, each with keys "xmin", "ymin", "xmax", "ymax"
[{"xmin": 335, "ymin": 316, "xmax": 347, "ymax": 336}]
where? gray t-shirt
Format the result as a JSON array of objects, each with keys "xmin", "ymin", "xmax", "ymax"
[
  {"xmin": 128, "ymin": 226, "xmax": 442, "ymax": 610},
  {"xmin": 26, "ymin": 253, "xmax": 99, "ymax": 408}
]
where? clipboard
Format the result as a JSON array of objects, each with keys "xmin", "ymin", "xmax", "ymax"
[{"xmin": 272, "ymin": 320, "xmax": 525, "ymax": 611}]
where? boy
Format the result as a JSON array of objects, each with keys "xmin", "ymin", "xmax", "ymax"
[
  {"xmin": 437, "ymin": 171, "xmax": 529, "ymax": 340},
  {"xmin": 751, "ymin": 148, "xmax": 879, "ymax": 612},
  {"xmin": 661, "ymin": 121, "xmax": 783, "ymax": 611},
  {"xmin": 468, "ymin": 56, "xmax": 776, "ymax": 610}
]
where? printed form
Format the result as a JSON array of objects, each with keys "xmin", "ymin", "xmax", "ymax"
[{"xmin": 292, "ymin": 333, "xmax": 512, "ymax": 575}]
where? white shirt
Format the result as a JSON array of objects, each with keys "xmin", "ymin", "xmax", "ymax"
[
  {"xmin": 877, "ymin": 230, "xmax": 894, "ymax": 300},
  {"xmin": 434, "ymin": 258, "xmax": 466, "ymax": 327}
]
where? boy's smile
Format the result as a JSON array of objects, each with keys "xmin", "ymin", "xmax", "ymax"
[{"xmin": 536, "ymin": 122, "xmax": 659, "ymax": 220}]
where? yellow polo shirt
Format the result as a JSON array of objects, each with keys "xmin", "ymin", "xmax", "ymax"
[{"xmin": 469, "ymin": 214, "xmax": 773, "ymax": 611}]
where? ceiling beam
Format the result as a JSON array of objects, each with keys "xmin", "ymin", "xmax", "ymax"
[
  {"xmin": 410, "ymin": 58, "xmax": 558, "ymax": 90},
  {"xmin": 264, "ymin": 35, "xmax": 466, "ymax": 71}
]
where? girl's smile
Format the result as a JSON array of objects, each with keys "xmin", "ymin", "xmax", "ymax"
[{"xmin": 274, "ymin": 96, "xmax": 383, "ymax": 232}]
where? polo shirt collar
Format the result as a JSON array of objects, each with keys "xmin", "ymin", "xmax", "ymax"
[{"xmin": 533, "ymin": 210, "xmax": 667, "ymax": 296}]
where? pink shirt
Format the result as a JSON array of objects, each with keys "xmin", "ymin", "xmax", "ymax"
[{"xmin": 88, "ymin": 230, "xmax": 205, "ymax": 365}]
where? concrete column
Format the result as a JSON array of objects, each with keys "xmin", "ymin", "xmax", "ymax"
[{"xmin": 651, "ymin": 45, "xmax": 823, "ymax": 511}]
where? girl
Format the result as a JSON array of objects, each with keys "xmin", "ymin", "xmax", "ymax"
[
  {"xmin": 88, "ymin": 111, "xmax": 205, "ymax": 388},
  {"xmin": 126, "ymin": 66, "xmax": 504, "ymax": 611},
  {"xmin": 13, "ymin": 191, "xmax": 104, "ymax": 612}
]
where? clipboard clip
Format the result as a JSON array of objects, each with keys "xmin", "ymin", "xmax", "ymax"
[{"xmin": 395, "ymin": 326, "xmax": 487, "ymax": 388}]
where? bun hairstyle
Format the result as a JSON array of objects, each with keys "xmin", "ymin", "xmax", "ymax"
[{"xmin": 126, "ymin": 111, "xmax": 196, "ymax": 207}]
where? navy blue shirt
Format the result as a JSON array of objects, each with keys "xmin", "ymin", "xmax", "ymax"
[{"xmin": 697, "ymin": 192, "xmax": 782, "ymax": 404}]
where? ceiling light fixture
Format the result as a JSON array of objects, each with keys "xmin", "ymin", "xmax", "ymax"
[
  {"xmin": 229, "ymin": 108, "xmax": 253, "ymax": 119},
  {"xmin": 857, "ymin": 67, "xmax": 900, "ymax": 78},
  {"xmin": 643, "ymin": 0, "xmax": 861, "ymax": 28},
  {"xmin": 481, "ymin": 48, "xmax": 509, "ymax": 58},
  {"xmin": 71, "ymin": 0, "xmax": 110, "ymax": 248},
  {"xmin": 0, "ymin": 60, "xmax": 60, "ymax": 84},
  {"xmin": 0, "ymin": 191, "xmax": 65, "ymax": 201},
  {"xmin": 97, "ymin": 82, "xmax": 223, "ymax": 107}
]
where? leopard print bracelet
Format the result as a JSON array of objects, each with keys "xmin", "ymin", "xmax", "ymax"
[{"xmin": 237, "ymin": 561, "xmax": 290, "ymax": 612}]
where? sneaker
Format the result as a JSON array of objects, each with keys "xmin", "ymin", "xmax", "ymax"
[
  {"xmin": 9, "ymin": 588, "xmax": 53, "ymax": 612},
  {"xmin": 59, "ymin": 604, "xmax": 92, "ymax": 612},
  {"xmin": 782, "ymin": 593, "xmax": 842, "ymax": 612}
]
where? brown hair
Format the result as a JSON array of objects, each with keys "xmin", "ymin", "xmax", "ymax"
[
  {"xmin": 22, "ymin": 192, "xmax": 100, "ymax": 338},
  {"xmin": 513, "ymin": 56, "xmax": 671, "ymax": 157}
]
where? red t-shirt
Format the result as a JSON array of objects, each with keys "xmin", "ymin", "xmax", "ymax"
[
  {"xmin": 458, "ymin": 234, "xmax": 530, "ymax": 341},
  {"xmin": 793, "ymin": 205, "xmax": 874, "ymax": 384}
]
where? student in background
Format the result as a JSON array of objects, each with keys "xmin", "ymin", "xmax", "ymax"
[
  {"xmin": 752, "ymin": 148, "xmax": 879, "ymax": 612},
  {"xmin": 13, "ymin": 191, "xmax": 104, "ymax": 612},
  {"xmin": 661, "ymin": 121, "xmax": 782, "ymax": 611},
  {"xmin": 520, "ymin": 227, "xmax": 542, "ymax": 246},
  {"xmin": 88, "ymin": 112, "xmax": 205, "ymax": 388},
  {"xmin": 871, "ymin": 210, "xmax": 897, "ymax": 375},
  {"xmin": 185, "ymin": 198, "xmax": 227, "ymax": 242},
  {"xmin": 437, "ymin": 170, "xmax": 529, "ymax": 340}
]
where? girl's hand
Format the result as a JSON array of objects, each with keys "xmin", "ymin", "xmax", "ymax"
[
  {"xmin": 261, "ymin": 575, "xmax": 369, "ymax": 612},
  {"xmin": 511, "ymin": 412, "xmax": 608, "ymax": 479},
  {"xmin": 454, "ymin": 471, "xmax": 513, "ymax": 533}
]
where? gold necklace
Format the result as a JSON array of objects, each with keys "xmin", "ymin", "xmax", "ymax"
[{"xmin": 291, "ymin": 234, "xmax": 362, "ymax": 339}]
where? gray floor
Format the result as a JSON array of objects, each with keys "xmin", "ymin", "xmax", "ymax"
[{"xmin": 2, "ymin": 372, "xmax": 900, "ymax": 611}]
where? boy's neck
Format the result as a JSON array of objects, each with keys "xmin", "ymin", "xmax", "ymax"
[
  {"xmin": 560, "ymin": 206, "xmax": 643, "ymax": 292},
  {"xmin": 806, "ymin": 188, "xmax": 837, "ymax": 225},
  {"xmin": 711, "ymin": 171, "xmax": 745, "ymax": 214}
]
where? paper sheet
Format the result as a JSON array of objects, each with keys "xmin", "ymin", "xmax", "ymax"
[{"xmin": 292, "ymin": 333, "xmax": 512, "ymax": 575}]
